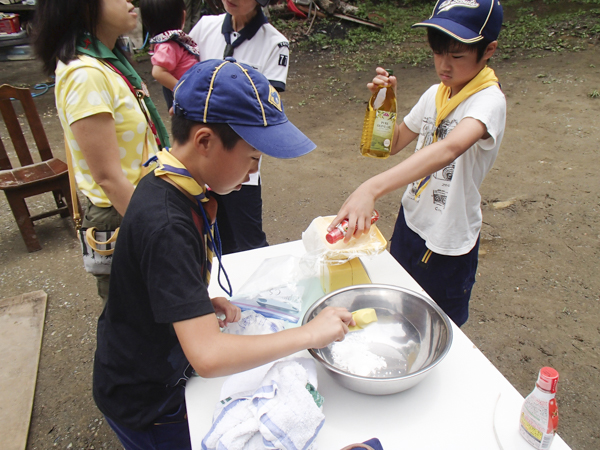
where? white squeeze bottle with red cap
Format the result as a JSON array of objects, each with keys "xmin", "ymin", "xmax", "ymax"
[{"xmin": 519, "ymin": 367, "xmax": 559, "ymax": 449}]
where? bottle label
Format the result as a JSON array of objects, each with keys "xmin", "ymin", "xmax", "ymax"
[
  {"xmin": 370, "ymin": 110, "xmax": 396, "ymax": 153},
  {"xmin": 519, "ymin": 393, "xmax": 556, "ymax": 449}
]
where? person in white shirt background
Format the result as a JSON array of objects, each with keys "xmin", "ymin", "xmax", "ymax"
[{"xmin": 189, "ymin": 0, "xmax": 290, "ymax": 254}]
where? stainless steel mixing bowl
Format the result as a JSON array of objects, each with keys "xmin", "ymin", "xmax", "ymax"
[{"xmin": 302, "ymin": 284, "xmax": 453, "ymax": 395}]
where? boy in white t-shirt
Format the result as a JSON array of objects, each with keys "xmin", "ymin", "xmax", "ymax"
[{"xmin": 329, "ymin": 0, "xmax": 507, "ymax": 326}]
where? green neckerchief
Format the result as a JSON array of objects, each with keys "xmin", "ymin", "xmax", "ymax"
[{"xmin": 76, "ymin": 35, "xmax": 170, "ymax": 148}]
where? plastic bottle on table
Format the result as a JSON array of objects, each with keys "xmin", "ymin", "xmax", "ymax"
[
  {"xmin": 326, "ymin": 210, "xmax": 379, "ymax": 244},
  {"xmin": 519, "ymin": 367, "xmax": 559, "ymax": 449}
]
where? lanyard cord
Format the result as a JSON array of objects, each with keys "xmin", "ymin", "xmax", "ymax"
[
  {"xmin": 145, "ymin": 149, "xmax": 232, "ymax": 296},
  {"xmin": 196, "ymin": 199, "xmax": 233, "ymax": 297},
  {"xmin": 100, "ymin": 60, "xmax": 162, "ymax": 148}
]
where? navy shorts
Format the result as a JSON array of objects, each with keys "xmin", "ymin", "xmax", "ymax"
[
  {"xmin": 105, "ymin": 403, "xmax": 191, "ymax": 450},
  {"xmin": 390, "ymin": 207, "xmax": 479, "ymax": 327},
  {"xmin": 162, "ymin": 86, "xmax": 174, "ymax": 111}
]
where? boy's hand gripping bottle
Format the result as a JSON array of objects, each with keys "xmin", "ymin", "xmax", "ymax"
[
  {"xmin": 519, "ymin": 367, "xmax": 559, "ymax": 449},
  {"xmin": 360, "ymin": 69, "xmax": 397, "ymax": 159},
  {"xmin": 326, "ymin": 211, "xmax": 380, "ymax": 244}
]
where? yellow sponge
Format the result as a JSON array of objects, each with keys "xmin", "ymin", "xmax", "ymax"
[{"xmin": 349, "ymin": 308, "xmax": 378, "ymax": 331}]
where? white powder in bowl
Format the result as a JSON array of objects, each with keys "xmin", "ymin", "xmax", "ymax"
[{"xmin": 330, "ymin": 323, "xmax": 407, "ymax": 377}]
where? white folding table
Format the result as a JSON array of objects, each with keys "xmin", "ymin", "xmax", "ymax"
[{"xmin": 185, "ymin": 240, "xmax": 570, "ymax": 450}]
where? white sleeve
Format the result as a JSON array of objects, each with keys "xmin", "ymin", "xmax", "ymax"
[
  {"xmin": 463, "ymin": 86, "xmax": 506, "ymax": 150},
  {"xmin": 262, "ymin": 37, "xmax": 289, "ymax": 91},
  {"xmin": 403, "ymin": 85, "xmax": 438, "ymax": 133}
]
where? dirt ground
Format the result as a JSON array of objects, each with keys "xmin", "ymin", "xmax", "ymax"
[{"xmin": 0, "ymin": 41, "xmax": 598, "ymax": 449}]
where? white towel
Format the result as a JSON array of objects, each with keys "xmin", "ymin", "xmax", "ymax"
[
  {"xmin": 254, "ymin": 361, "xmax": 324, "ymax": 449},
  {"xmin": 202, "ymin": 360, "xmax": 324, "ymax": 450},
  {"xmin": 220, "ymin": 356, "xmax": 318, "ymax": 400}
]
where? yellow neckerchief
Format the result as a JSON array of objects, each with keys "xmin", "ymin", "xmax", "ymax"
[
  {"xmin": 154, "ymin": 149, "xmax": 209, "ymax": 203},
  {"xmin": 413, "ymin": 66, "xmax": 499, "ymax": 199},
  {"xmin": 153, "ymin": 150, "xmax": 228, "ymax": 291},
  {"xmin": 434, "ymin": 65, "xmax": 499, "ymax": 139}
]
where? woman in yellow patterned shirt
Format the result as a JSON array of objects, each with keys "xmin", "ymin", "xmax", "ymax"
[{"xmin": 34, "ymin": 0, "xmax": 170, "ymax": 302}]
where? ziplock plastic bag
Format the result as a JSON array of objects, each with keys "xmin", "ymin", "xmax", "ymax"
[
  {"xmin": 229, "ymin": 255, "xmax": 311, "ymax": 323},
  {"xmin": 301, "ymin": 215, "xmax": 387, "ymax": 271},
  {"xmin": 222, "ymin": 310, "xmax": 286, "ymax": 335}
]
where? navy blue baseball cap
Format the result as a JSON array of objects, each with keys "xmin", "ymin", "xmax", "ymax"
[
  {"xmin": 413, "ymin": 0, "xmax": 503, "ymax": 43},
  {"xmin": 172, "ymin": 58, "xmax": 315, "ymax": 159}
]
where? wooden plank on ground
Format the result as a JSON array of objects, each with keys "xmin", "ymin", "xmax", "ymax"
[{"xmin": 0, "ymin": 290, "xmax": 47, "ymax": 450}]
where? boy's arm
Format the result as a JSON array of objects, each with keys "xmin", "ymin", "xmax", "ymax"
[
  {"xmin": 330, "ymin": 117, "xmax": 488, "ymax": 241},
  {"xmin": 174, "ymin": 306, "xmax": 353, "ymax": 378},
  {"xmin": 390, "ymin": 121, "xmax": 419, "ymax": 156},
  {"xmin": 152, "ymin": 65, "xmax": 179, "ymax": 91}
]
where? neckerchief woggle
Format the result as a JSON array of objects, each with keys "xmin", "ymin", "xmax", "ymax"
[
  {"xmin": 146, "ymin": 150, "xmax": 233, "ymax": 296},
  {"xmin": 150, "ymin": 30, "xmax": 201, "ymax": 57},
  {"xmin": 76, "ymin": 34, "xmax": 170, "ymax": 149},
  {"xmin": 413, "ymin": 66, "xmax": 500, "ymax": 199},
  {"xmin": 221, "ymin": 9, "xmax": 269, "ymax": 58}
]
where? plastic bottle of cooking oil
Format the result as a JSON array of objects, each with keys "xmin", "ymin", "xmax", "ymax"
[
  {"xmin": 360, "ymin": 69, "xmax": 397, "ymax": 159},
  {"xmin": 519, "ymin": 367, "xmax": 559, "ymax": 449}
]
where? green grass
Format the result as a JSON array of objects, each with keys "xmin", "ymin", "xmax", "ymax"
[
  {"xmin": 280, "ymin": 0, "xmax": 600, "ymax": 68},
  {"xmin": 293, "ymin": 1, "xmax": 432, "ymax": 68},
  {"xmin": 500, "ymin": 6, "xmax": 600, "ymax": 55}
]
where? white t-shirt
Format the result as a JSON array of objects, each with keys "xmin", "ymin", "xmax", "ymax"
[
  {"xmin": 189, "ymin": 13, "xmax": 289, "ymax": 185},
  {"xmin": 402, "ymin": 84, "xmax": 506, "ymax": 256}
]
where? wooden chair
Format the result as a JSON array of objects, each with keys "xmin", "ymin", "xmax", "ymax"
[{"xmin": 0, "ymin": 84, "xmax": 76, "ymax": 252}]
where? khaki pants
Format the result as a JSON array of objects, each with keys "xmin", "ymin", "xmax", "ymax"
[{"xmin": 82, "ymin": 200, "xmax": 122, "ymax": 304}]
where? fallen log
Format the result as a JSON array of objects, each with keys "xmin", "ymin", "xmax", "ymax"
[
  {"xmin": 338, "ymin": 1, "xmax": 359, "ymax": 15},
  {"xmin": 269, "ymin": 1, "xmax": 379, "ymax": 30},
  {"xmin": 314, "ymin": 0, "xmax": 339, "ymax": 14},
  {"xmin": 332, "ymin": 12, "xmax": 383, "ymax": 30}
]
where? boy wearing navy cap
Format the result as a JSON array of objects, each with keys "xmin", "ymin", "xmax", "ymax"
[
  {"xmin": 93, "ymin": 59, "xmax": 353, "ymax": 450},
  {"xmin": 329, "ymin": 0, "xmax": 506, "ymax": 327}
]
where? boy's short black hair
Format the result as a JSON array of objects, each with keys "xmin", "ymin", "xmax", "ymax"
[
  {"xmin": 140, "ymin": 0, "xmax": 185, "ymax": 37},
  {"xmin": 427, "ymin": 28, "xmax": 492, "ymax": 63},
  {"xmin": 171, "ymin": 114, "xmax": 242, "ymax": 150}
]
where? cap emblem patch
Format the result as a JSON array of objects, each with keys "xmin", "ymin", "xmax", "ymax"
[
  {"xmin": 268, "ymin": 85, "xmax": 282, "ymax": 112},
  {"xmin": 438, "ymin": 0, "xmax": 479, "ymax": 13}
]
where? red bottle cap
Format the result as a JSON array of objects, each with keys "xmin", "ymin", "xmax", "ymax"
[
  {"xmin": 326, "ymin": 228, "xmax": 344, "ymax": 244},
  {"xmin": 537, "ymin": 367, "xmax": 559, "ymax": 393}
]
